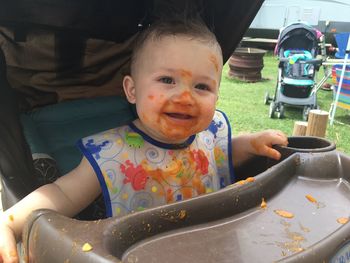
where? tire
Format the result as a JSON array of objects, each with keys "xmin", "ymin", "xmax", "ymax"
[
  {"xmin": 303, "ymin": 106, "xmax": 311, "ymax": 121},
  {"xmin": 269, "ymin": 102, "xmax": 276, "ymax": 118},
  {"xmin": 264, "ymin": 91, "xmax": 270, "ymax": 105},
  {"xmin": 277, "ymin": 104, "xmax": 284, "ymax": 119}
]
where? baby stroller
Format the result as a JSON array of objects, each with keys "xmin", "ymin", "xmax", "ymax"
[{"xmin": 265, "ymin": 22, "xmax": 323, "ymax": 120}]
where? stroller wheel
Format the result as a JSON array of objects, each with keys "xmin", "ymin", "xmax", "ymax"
[
  {"xmin": 303, "ymin": 106, "xmax": 311, "ymax": 121},
  {"xmin": 269, "ymin": 102, "xmax": 276, "ymax": 118},
  {"xmin": 277, "ymin": 104, "xmax": 285, "ymax": 119},
  {"xmin": 264, "ymin": 91, "xmax": 270, "ymax": 105}
]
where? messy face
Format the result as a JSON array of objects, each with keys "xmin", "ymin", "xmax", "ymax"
[{"xmin": 123, "ymin": 35, "xmax": 223, "ymax": 143}]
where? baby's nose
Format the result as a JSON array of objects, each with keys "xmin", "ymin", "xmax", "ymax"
[{"xmin": 172, "ymin": 91, "xmax": 195, "ymax": 105}]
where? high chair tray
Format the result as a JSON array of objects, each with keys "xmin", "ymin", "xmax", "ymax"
[{"xmin": 23, "ymin": 151, "xmax": 350, "ymax": 263}]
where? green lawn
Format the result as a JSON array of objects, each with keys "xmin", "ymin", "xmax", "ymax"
[{"xmin": 217, "ymin": 52, "xmax": 350, "ymax": 154}]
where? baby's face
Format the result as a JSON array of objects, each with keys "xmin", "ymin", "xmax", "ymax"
[{"xmin": 124, "ymin": 35, "xmax": 222, "ymax": 143}]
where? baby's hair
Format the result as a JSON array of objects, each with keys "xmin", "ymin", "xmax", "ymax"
[{"xmin": 130, "ymin": 18, "xmax": 222, "ymax": 75}]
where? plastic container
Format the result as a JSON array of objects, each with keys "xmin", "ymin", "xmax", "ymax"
[{"xmin": 275, "ymin": 136, "xmax": 336, "ymax": 159}]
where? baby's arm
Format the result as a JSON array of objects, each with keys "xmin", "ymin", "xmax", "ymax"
[
  {"xmin": 0, "ymin": 157, "xmax": 101, "ymax": 263},
  {"xmin": 231, "ymin": 129, "xmax": 288, "ymax": 167}
]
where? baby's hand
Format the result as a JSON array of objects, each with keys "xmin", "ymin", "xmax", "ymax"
[
  {"xmin": 0, "ymin": 224, "xmax": 18, "ymax": 263},
  {"xmin": 249, "ymin": 130, "xmax": 288, "ymax": 160}
]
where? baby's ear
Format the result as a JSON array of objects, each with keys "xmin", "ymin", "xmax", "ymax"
[{"xmin": 123, "ymin": 75, "xmax": 136, "ymax": 104}]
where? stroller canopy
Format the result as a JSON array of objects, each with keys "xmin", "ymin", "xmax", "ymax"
[
  {"xmin": 275, "ymin": 22, "xmax": 320, "ymax": 56},
  {"xmin": 0, "ymin": 0, "xmax": 263, "ymax": 64}
]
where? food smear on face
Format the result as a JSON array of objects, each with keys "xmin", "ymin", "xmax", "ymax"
[
  {"xmin": 208, "ymin": 53, "xmax": 220, "ymax": 73},
  {"xmin": 337, "ymin": 217, "xmax": 349, "ymax": 224},
  {"xmin": 157, "ymin": 91, "xmax": 201, "ymax": 140},
  {"xmin": 179, "ymin": 69, "xmax": 192, "ymax": 80},
  {"xmin": 274, "ymin": 209, "xmax": 294, "ymax": 219}
]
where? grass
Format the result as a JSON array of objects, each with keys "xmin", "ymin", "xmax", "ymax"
[{"xmin": 217, "ymin": 52, "xmax": 350, "ymax": 154}]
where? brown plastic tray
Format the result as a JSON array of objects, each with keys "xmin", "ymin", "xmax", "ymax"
[{"xmin": 23, "ymin": 150, "xmax": 350, "ymax": 263}]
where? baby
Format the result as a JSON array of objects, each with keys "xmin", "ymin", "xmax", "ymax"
[{"xmin": 0, "ymin": 19, "xmax": 287, "ymax": 263}]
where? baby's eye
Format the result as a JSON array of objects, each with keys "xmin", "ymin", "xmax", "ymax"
[
  {"xmin": 195, "ymin": 83, "xmax": 210, "ymax": 91},
  {"xmin": 159, "ymin": 77, "xmax": 175, "ymax": 84}
]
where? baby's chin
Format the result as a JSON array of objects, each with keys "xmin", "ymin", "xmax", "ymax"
[{"xmin": 160, "ymin": 129, "xmax": 200, "ymax": 144}]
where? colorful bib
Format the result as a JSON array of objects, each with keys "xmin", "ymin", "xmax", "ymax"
[{"xmin": 78, "ymin": 110, "xmax": 234, "ymax": 217}]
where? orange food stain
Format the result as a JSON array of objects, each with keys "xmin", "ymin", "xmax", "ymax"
[
  {"xmin": 305, "ymin": 194, "xmax": 317, "ymax": 203},
  {"xmin": 261, "ymin": 198, "xmax": 267, "ymax": 209},
  {"xmin": 274, "ymin": 209, "xmax": 294, "ymax": 219},
  {"xmin": 178, "ymin": 91, "xmax": 193, "ymax": 101},
  {"xmin": 208, "ymin": 53, "xmax": 219, "ymax": 73},
  {"xmin": 9, "ymin": 214, "xmax": 14, "ymax": 222},
  {"xmin": 246, "ymin": 177, "xmax": 255, "ymax": 183},
  {"xmin": 141, "ymin": 114, "xmax": 149, "ymax": 122},
  {"xmin": 179, "ymin": 69, "xmax": 193, "ymax": 80},
  {"xmin": 237, "ymin": 180, "xmax": 246, "ymax": 185},
  {"xmin": 337, "ymin": 217, "xmax": 349, "ymax": 224},
  {"xmin": 236, "ymin": 177, "xmax": 255, "ymax": 186},
  {"xmin": 156, "ymin": 93, "xmax": 200, "ymax": 139},
  {"xmin": 148, "ymin": 95, "xmax": 155, "ymax": 100}
]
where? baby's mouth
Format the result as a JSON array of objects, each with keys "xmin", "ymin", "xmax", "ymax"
[{"xmin": 165, "ymin": 113, "xmax": 193, "ymax": 119}]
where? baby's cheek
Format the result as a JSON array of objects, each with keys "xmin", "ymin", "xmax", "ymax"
[{"xmin": 199, "ymin": 98, "xmax": 216, "ymax": 115}]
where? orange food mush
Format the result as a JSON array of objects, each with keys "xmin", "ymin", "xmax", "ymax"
[
  {"xmin": 274, "ymin": 209, "xmax": 294, "ymax": 218},
  {"xmin": 305, "ymin": 194, "xmax": 317, "ymax": 203},
  {"xmin": 337, "ymin": 217, "xmax": 349, "ymax": 224},
  {"xmin": 246, "ymin": 177, "xmax": 255, "ymax": 183},
  {"xmin": 260, "ymin": 198, "xmax": 267, "ymax": 209}
]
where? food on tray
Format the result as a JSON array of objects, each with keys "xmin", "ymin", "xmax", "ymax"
[
  {"xmin": 236, "ymin": 177, "xmax": 256, "ymax": 186},
  {"xmin": 260, "ymin": 198, "xmax": 267, "ymax": 209},
  {"xmin": 246, "ymin": 177, "xmax": 255, "ymax": 182},
  {"xmin": 305, "ymin": 194, "xmax": 317, "ymax": 203},
  {"xmin": 274, "ymin": 209, "xmax": 294, "ymax": 218},
  {"xmin": 337, "ymin": 217, "xmax": 349, "ymax": 224},
  {"xmin": 305, "ymin": 194, "xmax": 326, "ymax": 209},
  {"xmin": 82, "ymin": 243, "xmax": 93, "ymax": 252},
  {"xmin": 178, "ymin": 210, "xmax": 187, "ymax": 219}
]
